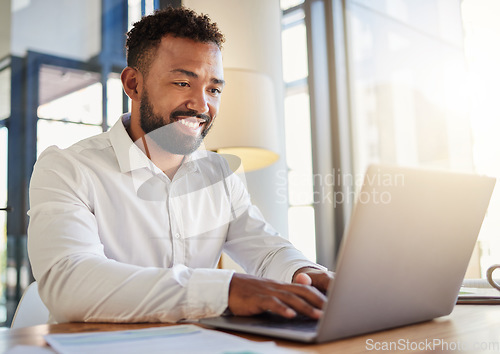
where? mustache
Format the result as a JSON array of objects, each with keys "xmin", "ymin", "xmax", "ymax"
[{"xmin": 171, "ymin": 110, "xmax": 211, "ymax": 123}]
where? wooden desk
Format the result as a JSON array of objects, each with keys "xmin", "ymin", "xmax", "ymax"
[{"xmin": 1, "ymin": 305, "xmax": 499, "ymax": 353}]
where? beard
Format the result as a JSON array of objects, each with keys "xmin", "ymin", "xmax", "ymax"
[{"xmin": 139, "ymin": 89, "xmax": 213, "ymax": 155}]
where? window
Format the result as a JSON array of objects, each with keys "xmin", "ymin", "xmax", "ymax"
[
  {"xmin": 346, "ymin": 0, "xmax": 470, "ymax": 173},
  {"xmin": 37, "ymin": 65, "xmax": 103, "ymax": 154},
  {"xmin": 281, "ymin": 0, "xmax": 317, "ymax": 261},
  {"xmin": 36, "ymin": 66, "xmax": 125, "ymax": 154},
  {"xmin": 0, "ymin": 127, "xmax": 7, "ymax": 325},
  {"xmin": 0, "ymin": 62, "xmax": 10, "ymax": 326},
  {"xmin": 282, "ymin": 0, "xmax": 499, "ymax": 275},
  {"xmin": 461, "ymin": 0, "xmax": 500, "ymax": 275},
  {"xmin": 345, "ymin": 0, "xmax": 499, "ymax": 277}
]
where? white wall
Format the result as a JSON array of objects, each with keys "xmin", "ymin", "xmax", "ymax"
[
  {"xmin": 183, "ymin": 0, "xmax": 289, "ymax": 237},
  {"xmin": 10, "ymin": 0, "xmax": 101, "ymax": 60}
]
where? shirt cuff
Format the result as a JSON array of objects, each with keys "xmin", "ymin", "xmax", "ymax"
[
  {"xmin": 187, "ymin": 268, "xmax": 235, "ymax": 319},
  {"xmin": 286, "ymin": 262, "xmax": 328, "ymax": 283}
]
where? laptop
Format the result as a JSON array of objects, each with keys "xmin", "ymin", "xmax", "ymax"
[{"xmin": 200, "ymin": 164, "xmax": 496, "ymax": 343}]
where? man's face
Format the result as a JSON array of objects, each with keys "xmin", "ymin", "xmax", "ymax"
[{"xmin": 139, "ymin": 36, "xmax": 224, "ymax": 155}]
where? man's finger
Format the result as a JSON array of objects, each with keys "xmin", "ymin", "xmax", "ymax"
[
  {"xmin": 309, "ymin": 271, "xmax": 335, "ymax": 293},
  {"xmin": 277, "ymin": 284, "xmax": 326, "ymax": 318},
  {"xmin": 260, "ymin": 297, "xmax": 297, "ymax": 318},
  {"xmin": 292, "ymin": 272, "xmax": 312, "ymax": 286},
  {"xmin": 263, "ymin": 284, "xmax": 326, "ymax": 319}
]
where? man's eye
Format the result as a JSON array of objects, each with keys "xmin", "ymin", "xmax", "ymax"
[
  {"xmin": 175, "ymin": 82, "xmax": 189, "ymax": 87},
  {"xmin": 210, "ymin": 88, "xmax": 222, "ymax": 95}
]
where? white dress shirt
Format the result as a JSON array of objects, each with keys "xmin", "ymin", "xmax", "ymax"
[{"xmin": 27, "ymin": 114, "xmax": 321, "ymax": 323}]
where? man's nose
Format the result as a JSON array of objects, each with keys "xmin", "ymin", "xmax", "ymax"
[{"xmin": 187, "ymin": 89, "xmax": 209, "ymax": 114}]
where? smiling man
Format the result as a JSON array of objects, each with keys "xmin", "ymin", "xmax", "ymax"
[
  {"xmin": 27, "ymin": 7, "xmax": 332, "ymax": 324},
  {"xmin": 123, "ymin": 27, "xmax": 224, "ymax": 178}
]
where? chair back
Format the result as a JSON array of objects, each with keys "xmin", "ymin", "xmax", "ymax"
[{"xmin": 11, "ymin": 281, "xmax": 50, "ymax": 329}]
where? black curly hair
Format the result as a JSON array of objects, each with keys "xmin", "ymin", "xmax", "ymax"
[{"xmin": 126, "ymin": 6, "xmax": 225, "ymax": 75}]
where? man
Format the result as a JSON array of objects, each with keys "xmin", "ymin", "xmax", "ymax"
[{"xmin": 28, "ymin": 7, "xmax": 332, "ymax": 324}]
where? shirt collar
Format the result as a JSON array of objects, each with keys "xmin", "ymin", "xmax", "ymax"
[{"xmin": 109, "ymin": 113, "xmax": 154, "ymax": 174}]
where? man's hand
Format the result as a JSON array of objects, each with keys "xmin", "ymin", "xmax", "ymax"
[
  {"xmin": 228, "ymin": 273, "xmax": 327, "ymax": 319},
  {"xmin": 292, "ymin": 267, "xmax": 334, "ymax": 294}
]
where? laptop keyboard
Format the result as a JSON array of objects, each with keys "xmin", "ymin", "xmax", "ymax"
[{"xmin": 247, "ymin": 312, "xmax": 319, "ymax": 332}]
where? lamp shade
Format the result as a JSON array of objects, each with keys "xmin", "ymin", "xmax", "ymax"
[{"xmin": 204, "ymin": 68, "xmax": 280, "ymax": 171}]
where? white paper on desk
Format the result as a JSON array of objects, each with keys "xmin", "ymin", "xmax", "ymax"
[
  {"xmin": 44, "ymin": 324, "xmax": 304, "ymax": 354},
  {"xmin": 459, "ymin": 287, "xmax": 500, "ymax": 298},
  {"xmin": 6, "ymin": 345, "xmax": 56, "ymax": 354}
]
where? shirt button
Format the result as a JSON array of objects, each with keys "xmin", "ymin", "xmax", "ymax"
[{"xmin": 174, "ymin": 233, "xmax": 181, "ymax": 239}]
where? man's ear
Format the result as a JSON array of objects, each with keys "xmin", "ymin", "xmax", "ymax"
[{"xmin": 121, "ymin": 67, "xmax": 143, "ymax": 101}]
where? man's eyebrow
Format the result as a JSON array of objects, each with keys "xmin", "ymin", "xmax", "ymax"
[
  {"xmin": 171, "ymin": 68, "xmax": 198, "ymax": 78},
  {"xmin": 212, "ymin": 78, "xmax": 225, "ymax": 86},
  {"xmin": 171, "ymin": 68, "xmax": 225, "ymax": 86}
]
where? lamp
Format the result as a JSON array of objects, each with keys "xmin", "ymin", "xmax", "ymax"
[{"xmin": 204, "ymin": 68, "xmax": 280, "ymax": 171}]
